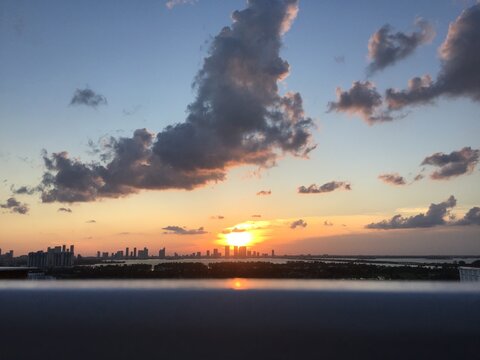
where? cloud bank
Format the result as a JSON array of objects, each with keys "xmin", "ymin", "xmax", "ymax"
[
  {"xmin": 40, "ymin": 0, "xmax": 314, "ymax": 203},
  {"xmin": 367, "ymin": 196, "xmax": 480, "ymax": 230}
]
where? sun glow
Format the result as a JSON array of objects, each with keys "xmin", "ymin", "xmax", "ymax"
[{"xmin": 225, "ymin": 231, "xmax": 253, "ymax": 247}]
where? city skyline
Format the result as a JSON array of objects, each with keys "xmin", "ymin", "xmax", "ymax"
[{"xmin": 1, "ymin": 0, "xmax": 480, "ymax": 256}]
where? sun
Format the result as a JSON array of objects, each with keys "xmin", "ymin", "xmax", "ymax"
[{"xmin": 225, "ymin": 231, "xmax": 253, "ymax": 247}]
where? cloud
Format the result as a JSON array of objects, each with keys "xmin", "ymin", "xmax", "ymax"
[
  {"xmin": 11, "ymin": 185, "xmax": 36, "ymax": 195},
  {"xmin": 0, "ymin": 197, "xmax": 29, "ymax": 214},
  {"xmin": 454, "ymin": 207, "xmax": 480, "ymax": 225},
  {"xmin": 421, "ymin": 147, "xmax": 479, "ymax": 180},
  {"xmin": 290, "ymin": 219, "xmax": 307, "ymax": 229},
  {"xmin": 162, "ymin": 225, "xmax": 207, "ymax": 235},
  {"xmin": 366, "ymin": 196, "xmax": 457, "ymax": 229},
  {"xmin": 378, "ymin": 173, "xmax": 407, "ymax": 186},
  {"xmin": 367, "ymin": 18, "xmax": 435, "ymax": 75},
  {"xmin": 256, "ymin": 190, "xmax": 271, "ymax": 196},
  {"xmin": 210, "ymin": 215, "xmax": 225, "ymax": 220},
  {"xmin": 40, "ymin": 0, "xmax": 314, "ymax": 203},
  {"xmin": 251, "ymin": 214, "xmax": 262, "ymax": 218},
  {"xmin": 385, "ymin": 4, "xmax": 480, "ymax": 110},
  {"xmin": 334, "ymin": 56, "xmax": 345, "ymax": 64},
  {"xmin": 86, "ymin": 220, "xmax": 96, "ymax": 223},
  {"xmin": 324, "ymin": 220, "xmax": 333, "ymax": 226},
  {"xmin": 58, "ymin": 207, "xmax": 72, "ymax": 213},
  {"xmin": 327, "ymin": 81, "xmax": 392, "ymax": 124},
  {"xmin": 222, "ymin": 227, "xmax": 247, "ymax": 234},
  {"xmin": 165, "ymin": 0, "xmax": 197, "ymax": 10},
  {"xmin": 70, "ymin": 88, "xmax": 107, "ymax": 108},
  {"xmin": 298, "ymin": 181, "xmax": 351, "ymax": 194},
  {"xmin": 413, "ymin": 173, "xmax": 425, "ymax": 182}
]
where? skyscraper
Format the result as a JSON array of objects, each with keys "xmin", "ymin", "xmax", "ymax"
[
  {"xmin": 233, "ymin": 246, "xmax": 238, "ymax": 257},
  {"xmin": 125, "ymin": 247, "xmax": 129, "ymax": 259},
  {"xmin": 224, "ymin": 246, "xmax": 230, "ymax": 258},
  {"xmin": 133, "ymin": 247, "xmax": 137, "ymax": 258},
  {"xmin": 159, "ymin": 248, "xmax": 166, "ymax": 259},
  {"xmin": 239, "ymin": 246, "xmax": 247, "ymax": 258}
]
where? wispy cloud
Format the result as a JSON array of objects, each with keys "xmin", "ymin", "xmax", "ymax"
[
  {"xmin": 162, "ymin": 226, "xmax": 207, "ymax": 235},
  {"xmin": 70, "ymin": 88, "xmax": 107, "ymax": 108},
  {"xmin": 0, "ymin": 197, "xmax": 29, "ymax": 215},
  {"xmin": 298, "ymin": 181, "xmax": 351, "ymax": 194},
  {"xmin": 290, "ymin": 219, "xmax": 307, "ymax": 229}
]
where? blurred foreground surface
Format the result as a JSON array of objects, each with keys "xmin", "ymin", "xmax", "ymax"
[{"xmin": 0, "ymin": 280, "xmax": 479, "ymax": 360}]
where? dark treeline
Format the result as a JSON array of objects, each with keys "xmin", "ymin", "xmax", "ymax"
[{"xmin": 48, "ymin": 261, "xmax": 460, "ymax": 280}]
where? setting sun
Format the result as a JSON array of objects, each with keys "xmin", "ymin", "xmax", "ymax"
[{"xmin": 225, "ymin": 231, "xmax": 253, "ymax": 247}]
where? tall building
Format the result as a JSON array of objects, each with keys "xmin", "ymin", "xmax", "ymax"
[
  {"xmin": 28, "ymin": 245, "xmax": 74, "ymax": 268},
  {"xmin": 224, "ymin": 246, "xmax": 230, "ymax": 258},
  {"xmin": 233, "ymin": 246, "xmax": 238, "ymax": 257},
  {"xmin": 206, "ymin": 250, "xmax": 210, "ymax": 257},
  {"xmin": 125, "ymin": 247, "xmax": 129, "ymax": 259},
  {"xmin": 97, "ymin": 251, "xmax": 101, "ymax": 258},
  {"xmin": 159, "ymin": 248, "xmax": 166, "ymax": 259},
  {"xmin": 138, "ymin": 247, "xmax": 148, "ymax": 259},
  {"xmin": 271, "ymin": 250, "xmax": 275, "ymax": 257},
  {"xmin": 239, "ymin": 246, "xmax": 247, "ymax": 258},
  {"xmin": 133, "ymin": 247, "xmax": 137, "ymax": 258},
  {"xmin": 213, "ymin": 248, "xmax": 219, "ymax": 258}
]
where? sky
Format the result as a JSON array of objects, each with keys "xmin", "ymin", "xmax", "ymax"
[{"xmin": 1, "ymin": 0, "xmax": 479, "ymax": 256}]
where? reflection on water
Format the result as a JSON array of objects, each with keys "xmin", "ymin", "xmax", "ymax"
[{"xmin": 0, "ymin": 278, "xmax": 478, "ymax": 292}]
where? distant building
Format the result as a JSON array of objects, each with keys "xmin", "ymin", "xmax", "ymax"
[
  {"xmin": 97, "ymin": 251, "xmax": 101, "ymax": 258},
  {"xmin": 239, "ymin": 246, "xmax": 247, "ymax": 258},
  {"xmin": 133, "ymin": 247, "xmax": 137, "ymax": 258},
  {"xmin": 224, "ymin": 246, "xmax": 230, "ymax": 258},
  {"xmin": 28, "ymin": 245, "xmax": 74, "ymax": 268},
  {"xmin": 159, "ymin": 248, "xmax": 166, "ymax": 259},
  {"xmin": 233, "ymin": 246, "xmax": 238, "ymax": 257},
  {"xmin": 102, "ymin": 252, "xmax": 109, "ymax": 258},
  {"xmin": 271, "ymin": 250, "xmax": 275, "ymax": 257},
  {"xmin": 138, "ymin": 247, "xmax": 148, "ymax": 259},
  {"xmin": 196, "ymin": 252, "xmax": 201, "ymax": 257},
  {"xmin": 213, "ymin": 249, "xmax": 219, "ymax": 258},
  {"xmin": 125, "ymin": 247, "xmax": 129, "ymax": 259},
  {"xmin": 206, "ymin": 250, "xmax": 210, "ymax": 257},
  {"xmin": 459, "ymin": 267, "xmax": 480, "ymax": 282},
  {"xmin": 0, "ymin": 250, "xmax": 14, "ymax": 266}
]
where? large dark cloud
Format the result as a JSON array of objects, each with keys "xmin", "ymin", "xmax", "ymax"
[
  {"xmin": 327, "ymin": 81, "xmax": 392, "ymax": 124},
  {"xmin": 378, "ymin": 173, "xmax": 407, "ymax": 186},
  {"xmin": 290, "ymin": 219, "xmax": 307, "ymax": 229},
  {"xmin": 162, "ymin": 226, "xmax": 207, "ymax": 235},
  {"xmin": 421, "ymin": 147, "xmax": 479, "ymax": 180},
  {"xmin": 454, "ymin": 207, "xmax": 480, "ymax": 226},
  {"xmin": 366, "ymin": 196, "xmax": 456, "ymax": 229},
  {"xmin": 39, "ymin": 0, "xmax": 314, "ymax": 203},
  {"xmin": 0, "ymin": 197, "xmax": 29, "ymax": 215},
  {"xmin": 70, "ymin": 88, "xmax": 107, "ymax": 108},
  {"xmin": 367, "ymin": 19, "xmax": 435, "ymax": 75},
  {"xmin": 298, "ymin": 181, "xmax": 351, "ymax": 194},
  {"xmin": 386, "ymin": 4, "xmax": 480, "ymax": 110}
]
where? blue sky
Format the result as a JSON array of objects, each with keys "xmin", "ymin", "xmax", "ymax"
[{"xmin": 0, "ymin": 0, "xmax": 479, "ymax": 255}]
